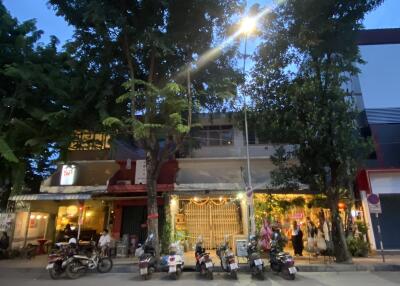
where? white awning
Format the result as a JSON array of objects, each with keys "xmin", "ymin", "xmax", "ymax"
[{"xmin": 8, "ymin": 193, "xmax": 93, "ymax": 201}]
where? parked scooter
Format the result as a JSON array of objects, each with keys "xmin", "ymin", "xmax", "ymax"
[
  {"xmin": 167, "ymin": 241, "xmax": 184, "ymax": 280},
  {"xmin": 247, "ymin": 236, "xmax": 265, "ymax": 280},
  {"xmin": 65, "ymin": 241, "xmax": 113, "ymax": 279},
  {"xmin": 138, "ymin": 234, "xmax": 157, "ymax": 280},
  {"xmin": 46, "ymin": 241, "xmax": 76, "ymax": 279},
  {"xmin": 269, "ymin": 228, "xmax": 297, "ymax": 280},
  {"xmin": 194, "ymin": 236, "xmax": 213, "ymax": 280},
  {"xmin": 216, "ymin": 237, "xmax": 238, "ymax": 279}
]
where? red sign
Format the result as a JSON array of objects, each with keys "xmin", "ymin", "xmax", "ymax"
[{"xmin": 147, "ymin": 213, "xmax": 159, "ymax": 219}]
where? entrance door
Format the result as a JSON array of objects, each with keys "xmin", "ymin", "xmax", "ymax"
[
  {"xmin": 121, "ymin": 206, "xmax": 165, "ymax": 243},
  {"xmin": 370, "ymin": 194, "xmax": 400, "ymax": 249},
  {"xmin": 184, "ymin": 199, "xmax": 242, "ymax": 249}
]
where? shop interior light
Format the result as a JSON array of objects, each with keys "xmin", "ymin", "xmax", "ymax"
[
  {"xmin": 219, "ymin": 196, "xmax": 223, "ymax": 202},
  {"xmin": 30, "ymin": 215, "xmax": 35, "ymax": 219},
  {"xmin": 170, "ymin": 198, "xmax": 178, "ymax": 207},
  {"xmin": 194, "ymin": 197, "xmax": 199, "ymax": 202},
  {"xmin": 338, "ymin": 202, "xmax": 346, "ymax": 209},
  {"xmin": 43, "ymin": 216, "xmax": 48, "ymax": 219},
  {"xmin": 85, "ymin": 211, "xmax": 92, "ymax": 217},
  {"xmin": 236, "ymin": 192, "xmax": 244, "ymax": 200},
  {"xmin": 36, "ymin": 215, "xmax": 42, "ymax": 220}
]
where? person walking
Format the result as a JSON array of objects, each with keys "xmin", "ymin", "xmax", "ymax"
[
  {"xmin": 306, "ymin": 217, "xmax": 317, "ymax": 254},
  {"xmin": 291, "ymin": 221, "xmax": 303, "ymax": 256}
]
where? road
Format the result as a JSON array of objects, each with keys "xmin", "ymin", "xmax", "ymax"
[{"xmin": 0, "ymin": 270, "xmax": 400, "ymax": 286}]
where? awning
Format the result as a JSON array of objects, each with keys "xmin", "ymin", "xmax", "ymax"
[{"xmin": 8, "ymin": 193, "xmax": 93, "ymax": 201}]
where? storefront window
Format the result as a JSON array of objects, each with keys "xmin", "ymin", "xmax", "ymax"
[
  {"xmin": 12, "ymin": 212, "xmax": 49, "ymax": 247},
  {"xmin": 55, "ymin": 201, "xmax": 105, "ymax": 241}
]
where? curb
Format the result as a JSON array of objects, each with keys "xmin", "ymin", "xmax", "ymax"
[{"xmin": 3, "ymin": 263, "xmax": 400, "ymax": 273}]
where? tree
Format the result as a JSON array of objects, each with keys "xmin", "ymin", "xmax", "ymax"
[
  {"xmin": 49, "ymin": 0, "xmax": 243, "ymax": 257},
  {"xmin": 0, "ymin": 2, "xmax": 80, "ymax": 209},
  {"xmin": 249, "ymin": 0, "xmax": 382, "ymax": 262}
]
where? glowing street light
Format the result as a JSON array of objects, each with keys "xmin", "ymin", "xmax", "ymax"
[
  {"xmin": 239, "ymin": 15, "xmax": 259, "ymax": 237},
  {"xmin": 240, "ymin": 17, "xmax": 257, "ymax": 35}
]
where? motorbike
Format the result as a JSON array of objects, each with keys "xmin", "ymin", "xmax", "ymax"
[
  {"xmin": 138, "ymin": 234, "xmax": 157, "ymax": 280},
  {"xmin": 194, "ymin": 239, "xmax": 213, "ymax": 280},
  {"xmin": 269, "ymin": 231, "xmax": 297, "ymax": 280},
  {"xmin": 247, "ymin": 237, "xmax": 265, "ymax": 280},
  {"xmin": 65, "ymin": 244, "xmax": 113, "ymax": 279},
  {"xmin": 216, "ymin": 238, "xmax": 238, "ymax": 280},
  {"xmin": 167, "ymin": 241, "xmax": 184, "ymax": 280},
  {"xmin": 46, "ymin": 242, "xmax": 76, "ymax": 279}
]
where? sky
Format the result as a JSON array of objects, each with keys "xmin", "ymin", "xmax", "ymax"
[{"xmin": 3, "ymin": 0, "xmax": 400, "ymax": 108}]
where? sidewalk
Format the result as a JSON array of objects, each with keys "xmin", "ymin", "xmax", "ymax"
[{"xmin": 0, "ymin": 252, "xmax": 399, "ymax": 273}]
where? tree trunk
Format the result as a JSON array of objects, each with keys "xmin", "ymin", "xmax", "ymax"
[
  {"xmin": 146, "ymin": 150, "xmax": 160, "ymax": 259},
  {"xmin": 329, "ymin": 194, "xmax": 352, "ymax": 263}
]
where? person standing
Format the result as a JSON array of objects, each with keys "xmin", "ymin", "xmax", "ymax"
[
  {"xmin": 306, "ymin": 217, "xmax": 317, "ymax": 253},
  {"xmin": 291, "ymin": 221, "xmax": 303, "ymax": 256},
  {"xmin": 98, "ymin": 229, "xmax": 111, "ymax": 256}
]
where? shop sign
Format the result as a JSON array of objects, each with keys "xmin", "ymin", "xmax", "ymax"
[
  {"xmin": 367, "ymin": 193, "xmax": 382, "ymax": 214},
  {"xmin": 0, "ymin": 213, "xmax": 15, "ymax": 231},
  {"xmin": 135, "ymin": 160, "xmax": 147, "ymax": 184},
  {"xmin": 60, "ymin": 165, "xmax": 77, "ymax": 186},
  {"xmin": 236, "ymin": 239, "xmax": 248, "ymax": 257}
]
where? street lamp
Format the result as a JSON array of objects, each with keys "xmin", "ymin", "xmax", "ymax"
[{"xmin": 240, "ymin": 16, "xmax": 257, "ymax": 236}]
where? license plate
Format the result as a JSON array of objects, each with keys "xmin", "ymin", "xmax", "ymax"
[
  {"xmin": 205, "ymin": 262, "xmax": 213, "ymax": 268},
  {"xmin": 254, "ymin": 259, "xmax": 263, "ymax": 266},
  {"xmin": 140, "ymin": 268, "xmax": 148, "ymax": 275},
  {"xmin": 169, "ymin": 265, "xmax": 176, "ymax": 273},
  {"xmin": 288, "ymin": 267, "xmax": 297, "ymax": 274},
  {"xmin": 46, "ymin": 263, "xmax": 54, "ymax": 270},
  {"xmin": 230, "ymin": 263, "xmax": 238, "ymax": 270}
]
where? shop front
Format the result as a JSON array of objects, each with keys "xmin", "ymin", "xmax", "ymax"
[
  {"xmin": 8, "ymin": 194, "xmax": 110, "ymax": 248},
  {"xmin": 106, "ymin": 159, "xmax": 178, "ymax": 244},
  {"xmin": 170, "ymin": 194, "xmax": 245, "ymax": 250}
]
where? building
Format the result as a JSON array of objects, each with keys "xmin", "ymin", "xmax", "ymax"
[{"xmin": 352, "ymin": 29, "xmax": 400, "ymax": 251}]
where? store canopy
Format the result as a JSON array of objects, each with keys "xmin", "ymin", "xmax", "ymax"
[{"xmin": 8, "ymin": 193, "xmax": 92, "ymax": 201}]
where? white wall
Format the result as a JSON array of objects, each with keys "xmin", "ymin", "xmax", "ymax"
[
  {"xmin": 358, "ymin": 44, "xmax": 400, "ymax": 108},
  {"xmin": 369, "ymin": 172, "xmax": 400, "ymax": 194}
]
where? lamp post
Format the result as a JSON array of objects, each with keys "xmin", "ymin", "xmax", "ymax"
[{"xmin": 240, "ymin": 17, "xmax": 257, "ymax": 236}]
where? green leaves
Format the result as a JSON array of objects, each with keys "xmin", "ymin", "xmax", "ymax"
[{"xmin": 0, "ymin": 138, "xmax": 19, "ymax": 163}]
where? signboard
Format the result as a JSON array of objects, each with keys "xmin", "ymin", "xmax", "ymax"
[
  {"xmin": 236, "ymin": 239, "xmax": 248, "ymax": 257},
  {"xmin": 367, "ymin": 193, "xmax": 382, "ymax": 214},
  {"xmin": 135, "ymin": 160, "xmax": 147, "ymax": 184},
  {"xmin": 0, "ymin": 213, "xmax": 15, "ymax": 232},
  {"xmin": 60, "ymin": 165, "xmax": 77, "ymax": 186}
]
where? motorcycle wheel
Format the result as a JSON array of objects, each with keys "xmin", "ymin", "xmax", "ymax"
[
  {"xmin": 206, "ymin": 269, "xmax": 213, "ymax": 280},
  {"xmin": 257, "ymin": 271, "xmax": 265, "ymax": 280},
  {"xmin": 282, "ymin": 268, "xmax": 295, "ymax": 280},
  {"xmin": 97, "ymin": 257, "xmax": 113, "ymax": 273},
  {"xmin": 169, "ymin": 272, "xmax": 177, "ymax": 280},
  {"xmin": 230, "ymin": 270, "xmax": 238, "ymax": 280},
  {"xmin": 66, "ymin": 260, "xmax": 85, "ymax": 279},
  {"xmin": 48, "ymin": 268, "xmax": 62, "ymax": 280}
]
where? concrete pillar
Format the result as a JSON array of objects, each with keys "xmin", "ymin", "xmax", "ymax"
[{"xmin": 360, "ymin": 191, "xmax": 377, "ymax": 250}]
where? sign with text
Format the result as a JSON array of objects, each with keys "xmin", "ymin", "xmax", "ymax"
[
  {"xmin": 367, "ymin": 193, "xmax": 382, "ymax": 214},
  {"xmin": 0, "ymin": 213, "xmax": 15, "ymax": 232},
  {"xmin": 235, "ymin": 239, "xmax": 248, "ymax": 257},
  {"xmin": 60, "ymin": 165, "xmax": 77, "ymax": 185},
  {"xmin": 135, "ymin": 160, "xmax": 147, "ymax": 184}
]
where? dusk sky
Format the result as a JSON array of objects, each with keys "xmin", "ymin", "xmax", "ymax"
[{"xmin": 3, "ymin": 0, "xmax": 400, "ymax": 108}]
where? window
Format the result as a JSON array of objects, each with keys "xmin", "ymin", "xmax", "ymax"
[{"xmin": 193, "ymin": 125, "xmax": 234, "ymax": 146}]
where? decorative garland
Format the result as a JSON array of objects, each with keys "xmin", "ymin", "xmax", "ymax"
[{"xmin": 189, "ymin": 197, "xmax": 229, "ymax": 206}]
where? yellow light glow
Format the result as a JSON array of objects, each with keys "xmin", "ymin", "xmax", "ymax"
[
  {"xmin": 194, "ymin": 197, "xmax": 199, "ymax": 202},
  {"xmin": 85, "ymin": 211, "xmax": 92, "ymax": 217},
  {"xmin": 236, "ymin": 192, "xmax": 244, "ymax": 200},
  {"xmin": 240, "ymin": 17, "xmax": 257, "ymax": 35},
  {"xmin": 30, "ymin": 215, "xmax": 35, "ymax": 219},
  {"xmin": 36, "ymin": 215, "xmax": 42, "ymax": 220},
  {"xmin": 170, "ymin": 198, "xmax": 178, "ymax": 207},
  {"xmin": 43, "ymin": 216, "xmax": 48, "ymax": 219},
  {"xmin": 219, "ymin": 197, "xmax": 223, "ymax": 202}
]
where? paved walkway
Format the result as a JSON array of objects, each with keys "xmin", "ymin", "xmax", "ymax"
[{"xmin": 0, "ymin": 252, "xmax": 399, "ymax": 272}]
